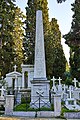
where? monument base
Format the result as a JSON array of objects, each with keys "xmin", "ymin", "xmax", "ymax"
[{"xmin": 30, "ymin": 80, "xmax": 50, "ymax": 108}]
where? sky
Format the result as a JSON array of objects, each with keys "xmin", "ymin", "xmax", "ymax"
[{"xmin": 16, "ymin": 0, "xmax": 75, "ymax": 63}]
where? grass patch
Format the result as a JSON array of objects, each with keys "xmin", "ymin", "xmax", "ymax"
[
  {"xmin": 14, "ymin": 104, "xmax": 27, "ymax": 111},
  {"xmin": 14, "ymin": 103, "xmax": 53, "ymax": 111}
]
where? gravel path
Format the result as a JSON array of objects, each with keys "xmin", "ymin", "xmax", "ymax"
[{"xmin": 0, "ymin": 117, "xmax": 66, "ymax": 120}]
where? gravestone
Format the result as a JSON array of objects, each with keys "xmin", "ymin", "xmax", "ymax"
[
  {"xmin": 73, "ymin": 88, "xmax": 80, "ymax": 100},
  {"xmin": 5, "ymin": 95, "xmax": 14, "ymax": 115},
  {"xmin": 64, "ymin": 86, "xmax": 80, "ymax": 110},
  {"xmin": 30, "ymin": 10, "xmax": 50, "ymax": 108}
]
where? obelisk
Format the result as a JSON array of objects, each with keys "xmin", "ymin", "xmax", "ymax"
[
  {"xmin": 34, "ymin": 10, "xmax": 47, "ymax": 80},
  {"xmin": 30, "ymin": 10, "xmax": 50, "ymax": 108}
]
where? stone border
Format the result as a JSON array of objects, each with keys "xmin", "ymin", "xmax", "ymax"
[
  {"xmin": 64, "ymin": 112, "xmax": 80, "ymax": 119},
  {"xmin": 12, "ymin": 111, "xmax": 54, "ymax": 117}
]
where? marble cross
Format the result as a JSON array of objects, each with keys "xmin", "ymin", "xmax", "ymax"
[
  {"xmin": 73, "ymin": 78, "xmax": 78, "ymax": 88},
  {"xmin": 13, "ymin": 65, "xmax": 17, "ymax": 71},
  {"xmin": 58, "ymin": 77, "xmax": 62, "ymax": 85},
  {"xmin": 51, "ymin": 76, "xmax": 56, "ymax": 88}
]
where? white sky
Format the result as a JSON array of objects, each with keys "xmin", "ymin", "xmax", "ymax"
[{"xmin": 16, "ymin": 0, "xmax": 75, "ymax": 63}]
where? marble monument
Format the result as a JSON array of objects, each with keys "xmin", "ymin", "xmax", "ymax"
[{"xmin": 30, "ymin": 10, "xmax": 50, "ymax": 108}]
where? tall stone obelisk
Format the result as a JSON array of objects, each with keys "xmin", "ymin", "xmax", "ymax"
[
  {"xmin": 34, "ymin": 10, "xmax": 47, "ymax": 80},
  {"xmin": 30, "ymin": 10, "xmax": 50, "ymax": 108}
]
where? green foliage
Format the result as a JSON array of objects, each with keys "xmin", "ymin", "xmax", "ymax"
[
  {"xmin": 12, "ymin": 7, "xmax": 25, "ymax": 72},
  {"xmin": 0, "ymin": 1, "xmax": 25, "ymax": 76},
  {"xmin": 0, "ymin": 0, "xmax": 16, "ymax": 77},
  {"xmin": 64, "ymin": 71, "xmax": 72, "ymax": 85},
  {"xmin": 14, "ymin": 104, "xmax": 27, "ymax": 111},
  {"xmin": 64, "ymin": 0, "xmax": 80, "ymax": 81},
  {"xmin": 46, "ymin": 18, "xmax": 66, "ymax": 78}
]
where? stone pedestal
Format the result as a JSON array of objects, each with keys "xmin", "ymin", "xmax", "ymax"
[
  {"xmin": 30, "ymin": 80, "xmax": 50, "ymax": 108},
  {"xmin": 54, "ymin": 94, "xmax": 61, "ymax": 116},
  {"xmin": 5, "ymin": 95, "xmax": 14, "ymax": 115}
]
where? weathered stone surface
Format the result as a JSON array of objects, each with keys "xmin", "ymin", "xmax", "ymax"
[
  {"xmin": 13, "ymin": 111, "xmax": 35, "ymax": 117},
  {"xmin": 13, "ymin": 111, "xmax": 55, "ymax": 118},
  {"xmin": 34, "ymin": 10, "xmax": 46, "ymax": 80},
  {"xmin": 37, "ymin": 111, "xmax": 54, "ymax": 117},
  {"xmin": 54, "ymin": 94, "xmax": 61, "ymax": 117}
]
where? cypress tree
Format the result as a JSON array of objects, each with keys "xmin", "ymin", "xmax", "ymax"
[
  {"xmin": 12, "ymin": 7, "xmax": 25, "ymax": 71},
  {"xmin": 64, "ymin": 0, "xmax": 80, "ymax": 81},
  {"xmin": 0, "ymin": 0, "xmax": 16, "ymax": 77},
  {"xmin": 0, "ymin": 1, "xmax": 25, "ymax": 76},
  {"xmin": 46, "ymin": 18, "xmax": 66, "ymax": 78}
]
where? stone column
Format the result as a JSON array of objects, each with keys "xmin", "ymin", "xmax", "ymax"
[
  {"xmin": 15, "ymin": 78, "xmax": 17, "ymax": 89},
  {"xmin": 54, "ymin": 94, "xmax": 61, "ymax": 117},
  {"xmin": 5, "ymin": 95, "xmax": 14, "ymax": 115},
  {"xmin": 22, "ymin": 72, "xmax": 25, "ymax": 88}
]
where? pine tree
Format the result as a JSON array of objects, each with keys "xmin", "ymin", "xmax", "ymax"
[{"xmin": 64, "ymin": 0, "xmax": 80, "ymax": 81}]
